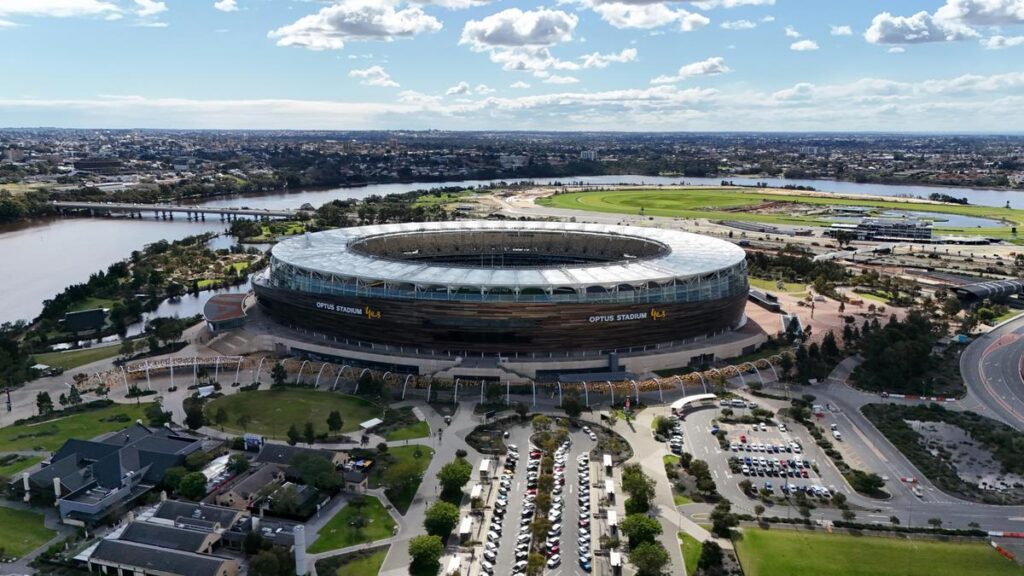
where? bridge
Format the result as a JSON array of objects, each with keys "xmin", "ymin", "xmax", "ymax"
[{"xmin": 51, "ymin": 201, "xmax": 310, "ymax": 221}]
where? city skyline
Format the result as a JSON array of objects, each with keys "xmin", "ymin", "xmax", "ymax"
[{"xmin": 2, "ymin": 0, "xmax": 1024, "ymax": 131}]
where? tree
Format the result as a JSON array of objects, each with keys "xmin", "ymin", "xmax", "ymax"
[
  {"xmin": 424, "ymin": 500, "xmax": 460, "ymax": 537},
  {"xmin": 928, "ymin": 517, "xmax": 943, "ymax": 529},
  {"xmin": 145, "ymin": 402, "xmax": 172, "ymax": 427},
  {"xmin": 377, "ymin": 442, "xmax": 389, "ymax": 454},
  {"xmin": 562, "ymin": 393, "xmax": 584, "ymax": 418},
  {"xmin": 214, "ymin": 407, "xmax": 228, "ymax": 430},
  {"xmin": 513, "ymin": 402, "xmax": 528, "ymax": 419},
  {"xmin": 184, "ymin": 398, "xmax": 205, "ymax": 430},
  {"xmin": 163, "ymin": 466, "xmax": 188, "ymax": 492},
  {"xmin": 697, "ymin": 540, "xmax": 724, "ymax": 573},
  {"xmin": 291, "ymin": 454, "xmax": 340, "ymax": 492},
  {"xmin": 177, "ymin": 472, "xmax": 208, "ymax": 500},
  {"xmin": 67, "ymin": 385, "xmax": 82, "ymax": 406},
  {"xmin": 36, "ymin": 391, "xmax": 53, "ymax": 415},
  {"xmin": 779, "ymin": 353, "xmax": 794, "ymax": 379},
  {"xmin": 269, "ymin": 484, "xmax": 301, "ymax": 515},
  {"xmin": 710, "ymin": 499, "xmax": 737, "ymax": 537},
  {"xmin": 236, "ymin": 414, "xmax": 252, "ymax": 431},
  {"xmin": 629, "ymin": 541, "xmax": 671, "ymax": 576},
  {"xmin": 526, "ymin": 552, "xmax": 546, "ymax": 576},
  {"xmin": 738, "ymin": 479, "xmax": 753, "ymax": 495},
  {"xmin": 531, "ymin": 414, "xmax": 552, "ymax": 431},
  {"xmin": 620, "ymin": 514, "xmax": 662, "ymax": 547},
  {"xmin": 242, "ymin": 530, "xmax": 264, "ymax": 555},
  {"xmin": 303, "ymin": 421, "xmax": 316, "ymax": 445},
  {"xmin": 436, "ymin": 458, "xmax": 473, "ymax": 497},
  {"xmin": 754, "ymin": 504, "xmax": 765, "ymax": 520},
  {"xmin": 286, "ymin": 423, "xmax": 301, "ymax": 446},
  {"xmin": 271, "ymin": 361, "xmax": 288, "ymax": 387},
  {"xmin": 842, "ymin": 509, "xmax": 857, "ymax": 522},
  {"xmin": 249, "ymin": 551, "xmax": 280, "ymax": 576},
  {"xmin": 227, "ymin": 453, "xmax": 250, "ymax": 475},
  {"xmin": 326, "ymin": 410, "xmax": 343, "ymax": 435},
  {"xmin": 408, "ymin": 535, "xmax": 443, "ymax": 573},
  {"xmin": 889, "ymin": 515, "xmax": 901, "ymax": 525},
  {"xmin": 621, "ymin": 464, "xmax": 656, "ymax": 513}
]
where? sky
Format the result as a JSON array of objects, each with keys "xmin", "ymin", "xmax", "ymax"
[{"xmin": 1, "ymin": 0, "xmax": 1024, "ymax": 131}]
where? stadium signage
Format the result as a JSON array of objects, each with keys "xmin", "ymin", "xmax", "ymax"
[
  {"xmin": 588, "ymin": 308, "xmax": 667, "ymax": 324},
  {"xmin": 315, "ymin": 301, "xmax": 382, "ymax": 320}
]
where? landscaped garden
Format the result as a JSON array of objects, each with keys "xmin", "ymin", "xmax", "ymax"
[
  {"xmin": 0, "ymin": 506, "xmax": 56, "ymax": 559},
  {"xmin": 307, "ymin": 496, "xmax": 395, "ymax": 553},
  {"xmin": 734, "ymin": 528, "xmax": 1020, "ymax": 576},
  {"xmin": 0, "ymin": 402, "xmax": 149, "ymax": 453},
  {"xmin": 204, "ymin": 389, "xmax": 380, "ymax": 438},
  {"xmin": 366, "ymin": 444, "xmax": 434, "ymax": 514}
]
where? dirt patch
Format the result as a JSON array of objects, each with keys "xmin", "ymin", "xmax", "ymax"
[{"xmin": 908, "ymin": 420, "xmax": 1024, "ymax": 494}]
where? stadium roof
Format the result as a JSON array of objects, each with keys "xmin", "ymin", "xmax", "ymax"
[{"xmin": 270, "ymin": 221, "xmax": 745, "ymax": 291}]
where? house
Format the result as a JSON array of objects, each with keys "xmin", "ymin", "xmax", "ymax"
[
  {"xmin": 148, "ymin": 500, "xmax": 243, "ymax": 531},
  {"xmin": 20, "ymin": 424, "xmax": 209, "ymax": 526},
  {"xmin": 343, "ymin": 470, "xmax": 368, "ymax": 493},
  {"xmin": 254, "ymin": 443, "xmax": 345, "ymax": 470},
  {"xmin": 87, "ymin": 539, "xmax": 239, "ymax": 576},
  {"xmin": 212, "ymin": 464, "xmax": 286, "ymax": 510}
]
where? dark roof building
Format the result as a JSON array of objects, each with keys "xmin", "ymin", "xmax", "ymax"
[
  {"xmin": 254, "ymin": 443, "xmax": 344, "ymax": 469},
  {"xmin": 149, "ymin": 500, "xmax": 243, "ymax": 531},
  {"xmin": 119, "ymin": 521, "xmax": 218, "ymax": 553},
  {"xmin": 88, "ymin": 538, "xmax": 238, "ymax": 576},
  {"xmin": 204, "ymin": 294, "xmax": 248, "ymax": 334}
]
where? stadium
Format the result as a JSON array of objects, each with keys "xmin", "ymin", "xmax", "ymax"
[{"xmin": 251, "ymin": 221, "xmax": 764, "ymax": 381}]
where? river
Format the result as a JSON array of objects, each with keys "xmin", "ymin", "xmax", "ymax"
[{"xmin": 2, "ymin": 174, "xmax": 1022, "ymax": 325}]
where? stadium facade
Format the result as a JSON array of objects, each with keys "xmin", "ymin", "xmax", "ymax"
[{"xmin": 251, "ymin": 221, "xmax": 765, "ymax": 381}]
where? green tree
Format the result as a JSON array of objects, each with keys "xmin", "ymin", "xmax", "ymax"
[
  {"xmin": 227, "ymin": 453, "xmax": 250, "ymax": 475},
  {"xmin": 531, "ymin": 414, "xmax": 552, "ymax": 431},
  {"xmin": 697, "ymin": 540, "xmax": 724, "ymax": 573},
  {"xmin": 163, "ymin": 466, "xmax": 188, "ymax": 491},
  {"xmin": 408, "ymin": 535, "xmax": 443, "ymax": 573},
  {"xmin": 562, "ymin": 393, "xmax": 584, "ymax": 418},
  {"xmin": 214, "ymin": 407, "xmax": 228, "ymax": 430},
  {"xmin": 303, "ymin": 421, "xmax": 316, "ymax": 445},
  {"xmin": 184, "ymin": 398, "xmax": 205, "ymax": 430},
  {"xmin": 242, "ymin": 530, "xmax": 264, "ymax": 555},
  {"xmin": 620, "ymin": 514, "xmax": 662, "ymax": 547},
  {"xmin": 286, "ymin": 423, "xmax": 301, "ymax": 446},
  {"xmin": 145, "ymin": 402, "xmax": 172, "ymax": 427},
  {"xmin": 629, "ymin": 541, "xmax": 671, "ymax": 576},
  {"xmin": 249, "ymin": 550, "xmax": 280, "ymax": 576},
  {"xmin": 271, "ymin": 361, "xmax": 288, "ymax": 387},
  {"xmin": 436, "ymin": 457, "xmax": 473, "ymax": 498},
  {"xmin": 177, "ymin": 472, "xmax": 208, "ymax": 500},
  {"xmin": 36, "ymin": 391, "xmax": 53, "ymax": 415},
  {"xmin": 291, "ymin": 454, "xmax": 340, "ymax": 491},
  {"xmin": 326, "ymin": 410, "xmax": 343, "ymax": 434},
  {"xmin": 236, "ymin": 413, "xmax": 252, "ymax": 431},
  {"xmin": 621, "ymin": 464, "xmax": 656, "ymax": 513},
  {"xmin": 424, "ymin": 500, "xmax": 460, "ymax": 537}
]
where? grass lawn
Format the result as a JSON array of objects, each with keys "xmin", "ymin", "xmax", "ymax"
[
  {"xmin": 0, "ymin": 506, "xmax": 56, "ymax": 558},
  {"xmin": 0, "ymin": 455, "xmax": 43, "ymax": 478},
  {"xmin": 205, "ymin": 390, "xmax": 380, "ymax": 438},
  {"xmin": 735, "ymin": 528, "xmax": 1021, "ymax": 576},
  {"xmin": 749, "ymin": 277, "xmax": 807, "ymax": 294},
  {"xmin": 33, "ymin": 344, "xmax": 123, "ymax": 371},
  {"xmin": 539, "ymin": 188, "xmax": 1024, "ymax": 239},
  {"xmin": 316, "ymin": 546, "xmax": 389, "ymax": 576},
  {"xmin": 383, "ymin": 420, "xmax": 429, "ymax": 441},
  {"xmin": 368, "ymin": 445, "xmax": 434, "ymax": 514},
  {"xmin": 679, "ymin": 532, "xmax": 703, "ymax": 575},
  {"xmin": 67, "ymin": 297, "xmax": 117, "ymax": 313},
  {"xmin": 307, "ymin": 496, "xmax": 395, "ymax": 553},
  {"xmin": 0, "ymin": 403, "xmax": 149, "ymax": 453}
]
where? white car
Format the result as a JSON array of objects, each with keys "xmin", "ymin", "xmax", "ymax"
[
  {"xmin": 513, "ymin": 560, "xmax": 529, "ymax": 572},
  {"xmin": 547, "ymin": 555, "xmax": 561, "ymax": 568},
  {"xmin": 481, "ymin": 561, "xmax": 495, "ymax": 574}
]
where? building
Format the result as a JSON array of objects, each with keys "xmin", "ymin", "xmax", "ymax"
[
  {"xmin": 20, "ymin": 424, "xmax": 209, "ymax": 526},
  {"xmin": 579, "ymin": 150, "xmax": 598, "ymax": 161},
  {"xmin": 213, "ymin": 463, "xmax": 285, "ymax": 510},
  {"xmin": 253, "ymin": 443, "xmax": 345, "ymax": 470},
  {"xmin": 64, "ymin": 308, "xmax": 108, "ymax": 334},
  {"xmin": 203, "ymin": 294, "xmax": 248, "ymax": 333},
  {"xmin": 73, "ymin": 158, "xmax": 124, "ymax": 176},
  {"xmin": 252, "ymin": 221, "xmax": 761, "ymax": 380},
  {"xmin": 827, "ymin": 217, "xmax": 933, "ymax": 242}
]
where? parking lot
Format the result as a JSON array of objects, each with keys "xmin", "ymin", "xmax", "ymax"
[{"xmin": 477, "ymin": 422, "xmax": 597, "ymax": 576}]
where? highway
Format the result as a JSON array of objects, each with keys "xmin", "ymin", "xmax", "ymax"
[{"xmin": 960, "ymin": 316, "xmax": 1024, "ymax": 431}]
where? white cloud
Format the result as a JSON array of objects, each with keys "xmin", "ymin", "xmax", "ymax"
[
  {"xmin": 133, "ymin": 0, "xmax": 166, "ymax": 17},
  {"xmin": 0, "ymin": 0, "xmax": 121, "ymax": 20},
  {"xmin": 888, "ymin": 46, "xmax": 906, "ymax": 53},
  {"xmin": 588, "ymin": 3, "xmax": 709, "ymax": 31},
  {"xmin": 350, "ymin": 65, "xmax": 399, "ymax": 87},
  {"xmin": 543, "ymin": 74, "xmax": 580, "ymax": 84},
  {"xmin": 0, "ymin": 18, "xmax": 16, "ymax": 27},
  {"xmin": 784, "ymin": 25, "xmax": 801, "ymax": 38},
  {"xmin": 790, "ymin": 39, "xmax": 818, "ymax": 51},
  {"xmin": 862, "ymin": 0, "xmax": 1024, "ymax": 45},
  {"xmin": 510, "ymin": 81, "xmax": 531, "ymax": 89},
  {"xmin": 396, "ymin": 90, "xmax": 441, "ymax": 106},
  {"xmin": 445, "ymin": 81, "xmax": 471, "ymax": 95},
  {"xmin": 409, "ymin": 0, "xmax": 491, "ymax": 8},
  {"xmin": 651, "ymin": 56, "xmax": 730, "ymax": 84},
  {"xmin": 761, "ymin": 15, "xmax": 775, "ymax": 23},
  {"xmin": 982, "ymin": 34, "xmax": 1024, "ymax": 48},
  {"xmin": 721, "ymin": 19, "xmax": 756, "ymax": 30},
  {"xmin": 475, "ymin": 84, "xmax": 496, "ymax": 94},
  {"xmin": 268, "ymin": 0, "xmax": 442, "ymax": 51},
  {"xmin": 580, "ymin": 48, "xmax": 637, "ymax": 68},
  {"xmin": 691, "ymin": 0, "xmax": 775, "ymax": 8},
  {"xmin": 134, "ymin": 20, "xmax": 168, "ymax": 27},
  {"xmin": 460, "ymin": 8, "xmax": 577, "ymax": 49},
  {"xmin": 213, "ymin": 0, "xmax": 239, "ymax": 13},
  {"xmin": 830, "ymin": 25, "xmax": 852, "ymax": 36}
]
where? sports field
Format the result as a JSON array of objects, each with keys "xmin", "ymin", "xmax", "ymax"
[
  {"xmin": 205, "ymin": 389, "xmax": 380, "ymax": 438},
  {"xmin": 0, "ymin": 403, "xmax": 149, "ymax": 452},
  {"xmin": 538, "ymin": 188, "xmax": 1024, "ymax": 238},
  {"xmin": 734, "ymin": 528, "xmax": 1021, "ymax": 576},
  {"xmin": 0, "ymin": 506, "xmax": 56, "ymax": 558}
]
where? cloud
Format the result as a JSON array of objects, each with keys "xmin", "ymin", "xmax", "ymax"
[
  {"xmin": 475, "ymin": 84, "xmax": 496, "ymax": 94},
  {"xmin": 691, "ymin": 0, "xmax": 775, "ymax": 8},
  {"xmin": 460, "ymin": 8, "xmax": 577, "ymax": 49},
  {"xmin": 784, "ymin": 25, "xmax": 800, "ymax": 38},
  {"xmin": 589, "ymin": 3, "xmax": 710, "ymax": 31},
  {"xmin": 445, "ymin": 81, "xmax": 471, "ymax": 95},
  {"xmin": 651, "ymin": 56, "xmax": 730, "ymax": 84},
  {"xmin": 214, "ymin": 0, "xmax": 239, "ymax": 13},
  {"xmin": 580, "ymin": 48, "xmax": 637, "ymax": 68},
  {"xmin": 790, "ymin": 39, "xmax": 819, "ymax": 51},
  {"xmin": 409, "ymin": 0, "xmax": 491, "ymax": 8},
  {"xmin": 862, "ymin": 0, "xmax": 1024, "ymax": 45},
  {"xmin": 888, "ymin": 46, "xmax": 906, "ymax": 53},
  {"xmin": 0, "ymin": 0, "xmax": 121, "ymax": 20},
  {"xmin": 349, "ymin": 65, "xmax": 399, "ymax": 87},
  {"xmin": 982, "ymin": 34, "xmax": 1024, "ymax": 48},
  {"xmin": 268, "ymin": 0, "xmax": 442, "ymax": 51},
  {"xmin": 133, "ymin": 0, "xmax": 166, "ymax": 17},
  {"xmin": 0, "ymin": 18, "xmax": 16, "ymax": 27},
  {"xmin": 510, "ymin": 81, "xmax": 531, "ymax": 89},
  {"xmin": 721, "ymin": 19, "xmax": 757, "ymax": 30},
  {"xmin": 543, "ymin": 74, "xmax": 580, "ymax": 84},
  {"xmin": 830, "ymin": 25, "xmax": 852, "ymax": 36}
]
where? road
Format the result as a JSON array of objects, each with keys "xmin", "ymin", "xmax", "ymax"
[{"xmin": 960, "ymin": 316, "xmax": 1024, "ymax": 430}]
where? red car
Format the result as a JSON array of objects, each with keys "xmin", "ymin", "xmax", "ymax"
[
  {"xmin": 547, "ymin": 545, "xmax": 560, "ymax": 556},
  {"xmin": 740, "ymin": 435, "xmax": 747, "ymax": 443},
  {"xmin": 801, "ymin": 470, "xmax": 809, "ymax": 478}
]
